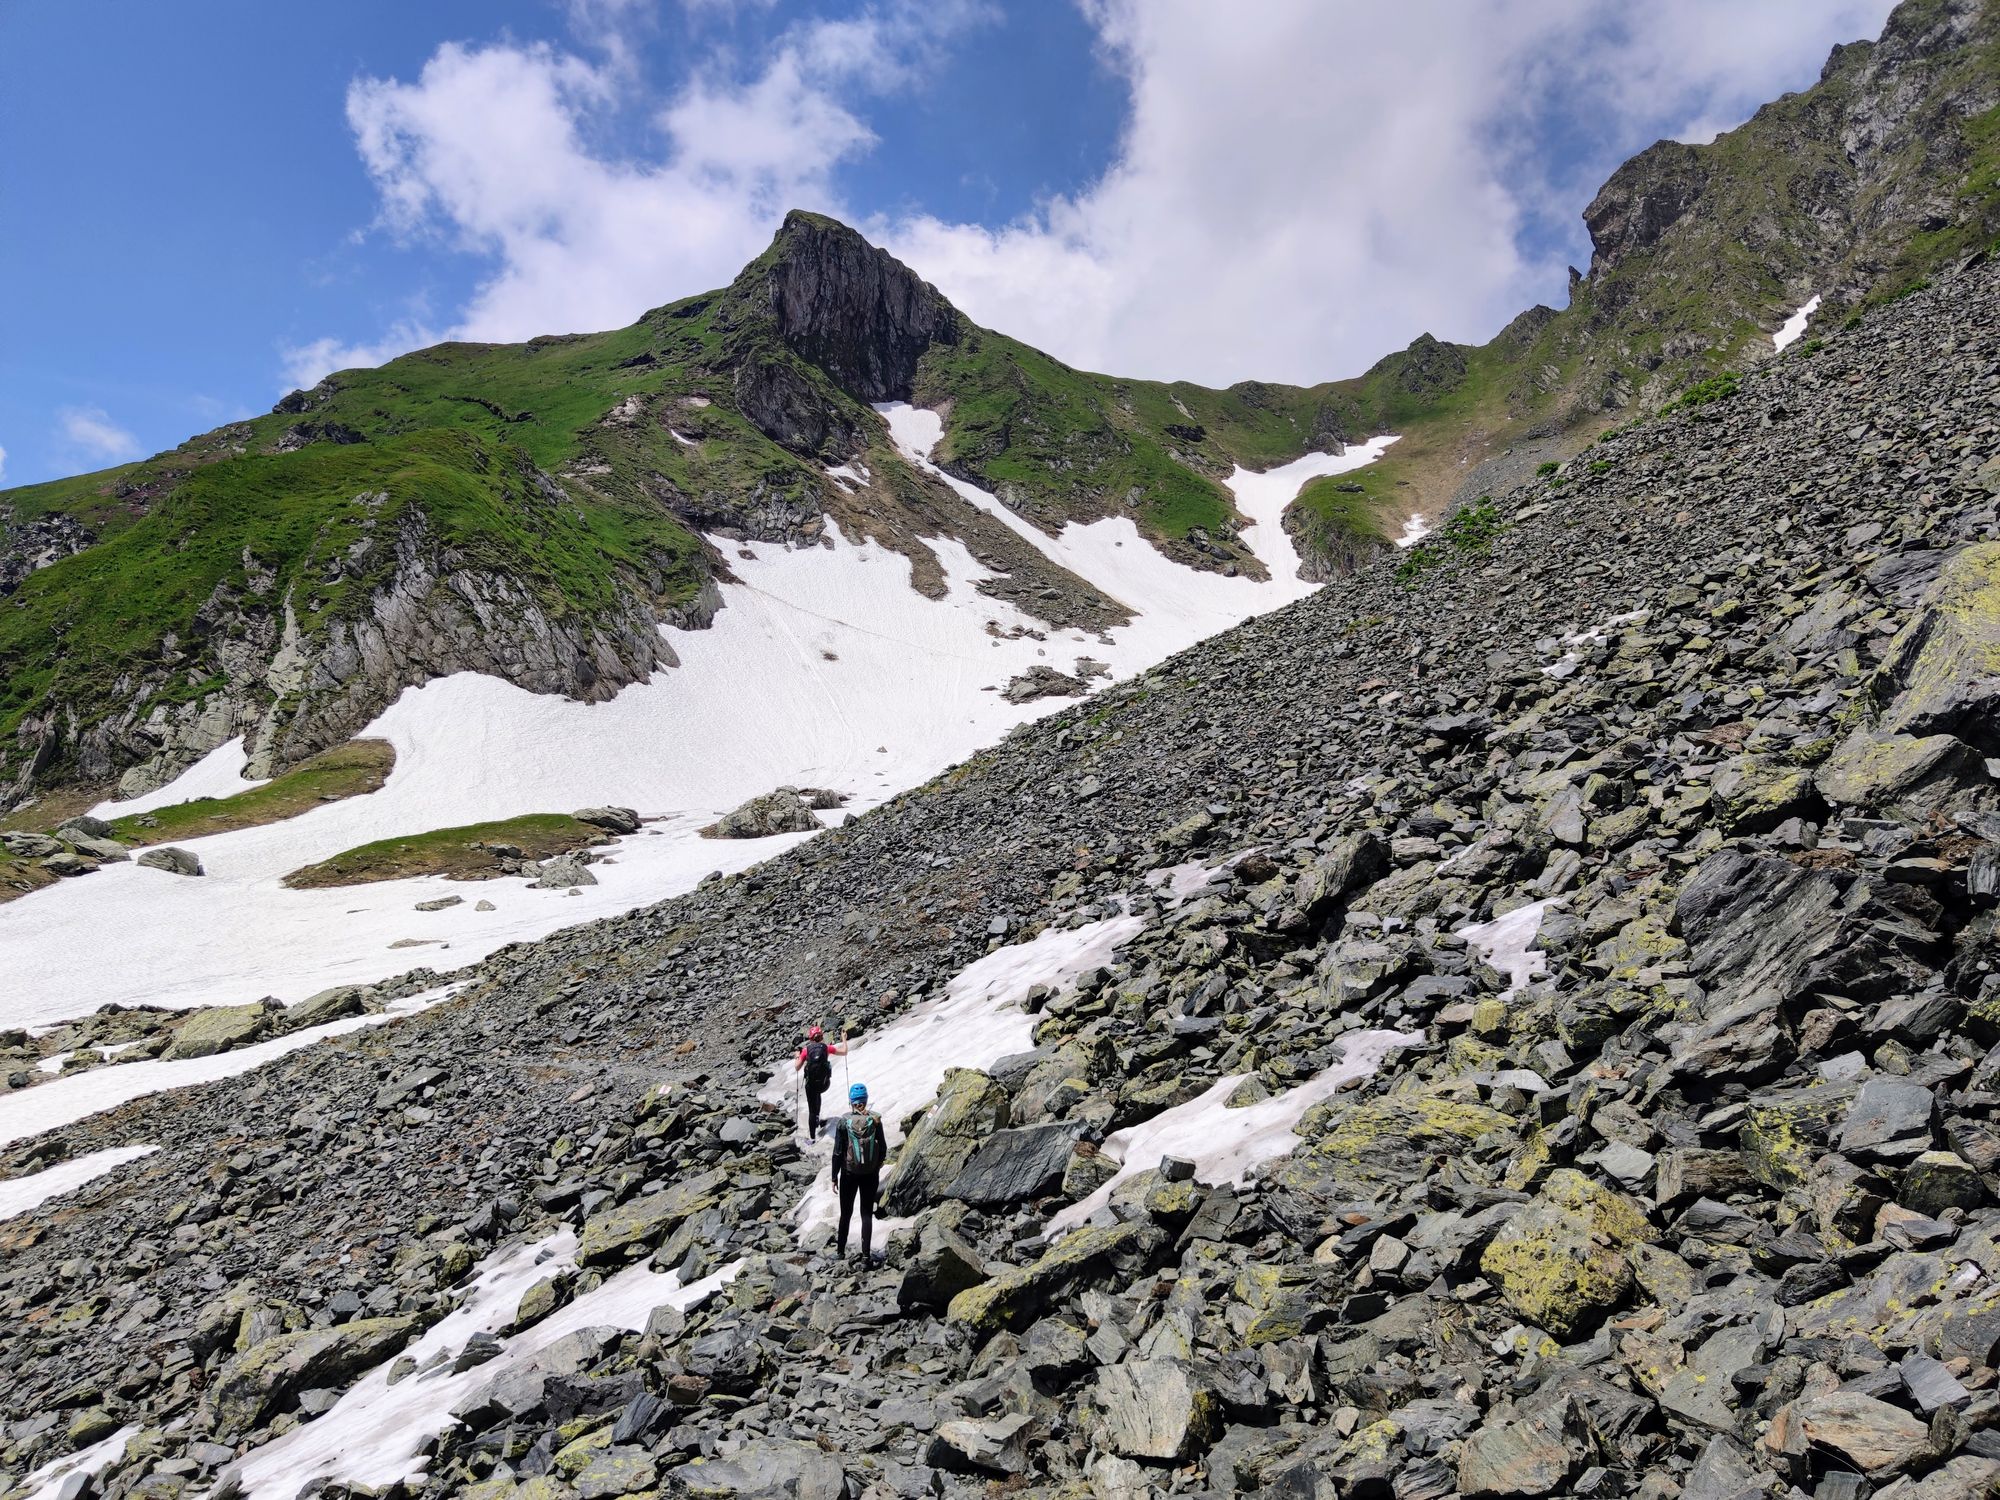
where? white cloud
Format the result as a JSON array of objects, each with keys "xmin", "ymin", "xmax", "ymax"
[
  {"xmin": 0, "ymin": 444, "xmax": 8, "ymax": 485},
  {"xmin": 57, "ymin": 406, "xmax": 140, "ymax": 464},
  {"xmin": 310, "ymin": 0, "xmax": 1897, "ymax": 390},
  {"xmin": 881, "ymin": 0, "xmax": 1898, "ymax": 385},
  {"xmin": 278, "ymin": 318, "xmax": 441, "ymax": 394}
]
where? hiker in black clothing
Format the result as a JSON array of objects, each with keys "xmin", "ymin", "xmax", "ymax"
[
  {"xmin": 830, "ymin": 1083, "xmax": 888, "ymax": 1262},
  {"xmin": 791, "ymin": 1025, "xmax": 845, "ymax": 1139}
]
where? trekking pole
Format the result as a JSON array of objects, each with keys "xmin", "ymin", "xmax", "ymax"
[{"xmin": 841, "ymin": 1020, "xmax": 852, "ymax": 1092}]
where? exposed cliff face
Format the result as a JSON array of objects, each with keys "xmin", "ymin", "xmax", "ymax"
[
  {"xmin": 1555, "ymin": 0, "xmax": 1999, "ymax": 413},
  {"xmin": 6, "ymin": 499, "xmax": 695, "ymax": 805},
  {"xmin": 754, "ymin": 210, "xmax": 959, "ymax": 403}
]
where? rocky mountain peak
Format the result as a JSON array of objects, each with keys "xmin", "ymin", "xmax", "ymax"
[{"xmin": 737, "ymin": 209, "xmax": 959, "ymax": 402}]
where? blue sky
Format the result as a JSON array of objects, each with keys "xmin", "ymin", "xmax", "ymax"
[{"xmin": 0, "ymin": 0, "xmax": 1896, "ymax": 489}]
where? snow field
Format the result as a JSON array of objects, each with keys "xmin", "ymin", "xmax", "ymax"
[
  {"xmin": 0, "ymin": 987, "xmax": 457, "ymax": 1148},
  {"xmin": 0, "ymin": 1145, "xmax": 158, "ymax": 1223},
  {"xmin": 1045, "ymin": 1027, "xmax": 1422, "ymax": 1235},
  {"xmin": 4, "ymin": 407, "xmax": 1394, "ymax": 1116},
  {"xmin": 223, "ymin": 1229, "xmax": 742, "ymax": 1500},
  {"xmin": 760, "ymin": 913, "xmax": 1147, "ymax": 1236},
  {"xmin": 879, "ymin": 403, "xmax": 1399, "ymax": 620}
]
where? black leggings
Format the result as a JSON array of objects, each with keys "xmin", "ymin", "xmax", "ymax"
[
  {"xmin": 837, "ymin": 1169, "xmax": 880, "ymax": 1257},
  {"xmin": 805, "ymin": 1081, "xmax": 828, "ymax": 1137}
]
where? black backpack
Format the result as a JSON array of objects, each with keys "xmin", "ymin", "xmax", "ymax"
[
  {"xmin": 840, "ymin": 1112, "xmax": 887, "ymax": 1172},
  {"xmin": 803, "ymin": 1041, "xmax": 831, "ymax": 1089}
]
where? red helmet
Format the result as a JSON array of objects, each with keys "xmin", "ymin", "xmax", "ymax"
[{"xmin": 807, "ymin": 1025, "xmax": 824, "ymax": 1040}]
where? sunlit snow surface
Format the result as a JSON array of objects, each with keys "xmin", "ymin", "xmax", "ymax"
[
  {"xmin": 1773, "ymin": 293, "xmax": 1821, "ymax": 351},
  {"xmin": 2, "ymin": 415, "xmax": 1391, "ymax": 1049},
  {"xmin": 0, "ymin": 1145, "xmax": 157, "ymax": 1222},
  {"xmin": 1396, "ymin": 513, "xmax": 1432, "ymax": 547},
  {"xmin": 222, "ymin": 1230, "xmax": 740, "ymax": 1500},
  {"xmin": 761, "ymin": 913, "xmax": 1146, "ymax": 1234},
  {"xmin": 1045, "ymin": 1028, "xmax": 1421, "ymax": 1235}
]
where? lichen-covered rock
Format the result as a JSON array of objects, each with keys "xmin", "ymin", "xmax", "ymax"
[
  {"xmin": 210, "ymin": 1316, "xmax": 416, "ymax": 1438},
  {"xmin": 577, "ymin": 1167, "xmax": 728, "ymax": 1264},
  {"xmin": 164, "ymin": 1002, "xmax": 271, "ymax": 1061},
  {"xmin": 884, "ymin": 1067, "xmax": 1009, "ymax": 1215},
  {"xmin": 946, "ymin": 1220, "xmax": 1157, "ymax": 1332},
  {"xmin": 703, "ymin": 788, "xmax": 824, "ymax": 839},
  {"xmin": 1481, "ymin": 1168, "xmax": 1656, "ymax": 1337}
]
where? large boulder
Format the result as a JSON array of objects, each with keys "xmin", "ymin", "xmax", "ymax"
[
  {"xmin": 1766, "ymin": 1390, "xmax": 1930, "ymax": 1476},
  {"xmin": 1091, "ymin": 1359, "xmax": 1222, "ymax": 1461},
  {"xmin": 927, "ymin": 1412, "xmax": 1039, "ymax": 1475},
  {"xmin": 947, "ymin": 1220, "xmax": 1159, "ymax": 1332},
  {"xmin": 210, "ymin": 1317, "xmax": 416, "ymax": 1438},
  {"xmin": 1872, "ymin": 542, "xmax": 2000, "ymax": 751},
  {"xmin": 944, "ymin": 1121, "xmax": 1083, "ymax": 1206},
  {"xmin": 703, "ymin": 788, "xmax": 824, "ymax": 839},
  {"xmin": 884, "ymin": 1068, "xmax": 1010, "ymax": 1215},
  {"xmin": 1815, "ymin": 730, "xmax": 1986, "ymax": 817},
  {"xmin": 897, "ymin": 1211, "xmax": 989, "ymax": 1312},
  {"xmin": 1292, "ymin": 831, "xmax": 1389, "ymax": 926},
  {"xmin": 136, "ymin": 845, "xmax": 204, "ymax": 877},
  {"xmin": 680, "ymin": 1438, "xmax": 846, "ymax": 1500},
  {"xmin": 578, "ymin": 1168, "xmax": 728, "ymax": 1264},
  {"xmin": 1480, "ymin": 1168, "xmax": 1656, "ymax": 1337},
  {"xmin": 573, "ymin": 806, "xmax": 641, "ymax": 834},
  {"xmin": 1458, "ymin": 1413, "xmax": 1578, "ymax": 1498},
  {"xmin": 165, "ymin": 1003, "xmax": 271, "ymax": 1061}
]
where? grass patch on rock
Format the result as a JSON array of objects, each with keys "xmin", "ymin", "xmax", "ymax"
[
  {"xmin": 281, "ymin": 811, "xmax": 599, "ymax": 889},
  {"xmin": 108, "ymin": 739, "xmax": 395, "ymax": 847}
]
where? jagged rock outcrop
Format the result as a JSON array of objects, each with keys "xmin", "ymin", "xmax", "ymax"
[
  {"xmin": 0, "ymin": 507, "xmax": 93, "ymax": 595},
  {"xmin": 753, "ymin": 210, "xmax": 958, "ymax": 403}
]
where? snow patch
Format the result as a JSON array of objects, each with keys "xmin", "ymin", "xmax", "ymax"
[
  {"xmin": 0, "ymin": 1145, "xmax": 158, "ymax": 1222},
  {"xmin": 762, "ymin": 913, "xmax": 1145, "ymax": 1233},
  {"xmin": 1047, "ymin": 1027, "xmax": 1421, "ymax": 1235},
  {"xmin": 0, "ymin": 988, "xmax": 456, "ymax": 1147},
  {"xmin": 1458, "ymin": 897, "xmax": 1561, "ymax": 999},
  {"xmin": 17, "ymin": 1424, "xmax": 138, "ymax": 1500},
  {"xmin": 225, "ymin": 1228, "xmax": 740, "ymax": 1500},
  {"xmin": 1773, "ymin": 294, "xmax": 1821, "ymax": 352},
  {"xmin": 1145, "ymin": 860, "xmax": 1221, "ymax": 906},
  {"xmin": 94, "ymin": 737, "xmax": 268, "ymax": 819},
  {"xmin": 1396, "ymin": 513, "xmax": 1432, "ymax": 548},
  {"xmin": 669, "ymin": 429, "xmax": 697, "ymax": 447},
  {"xmin": 879, "ymin": 401, "xmax": 1397, "ymax": 621}
]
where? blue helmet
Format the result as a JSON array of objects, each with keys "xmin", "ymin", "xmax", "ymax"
[{"xmin": 849, "ymin": 1084, "xmax": 869, "ymax": 1104}]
